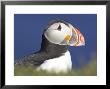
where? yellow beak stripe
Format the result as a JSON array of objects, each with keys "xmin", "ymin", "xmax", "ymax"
[{"xmin": 64, "ymin": 35, "xmax": 71, "ymax": 41}]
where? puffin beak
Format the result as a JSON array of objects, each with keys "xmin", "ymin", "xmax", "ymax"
[
  {"xmin": 55, "ymin": 23, "xmax": 85, "ymax": 46},
  {"xmin": 68, "ymin": 28, "xmax": 85, "ymax": 46}
]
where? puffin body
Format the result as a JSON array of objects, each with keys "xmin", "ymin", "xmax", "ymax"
[
  {"xmin": 15, "ymin": 20, "xmax": 85, "ymax": 73},
  {"xmin": 37, "ymin": 50, "xmax": 72, "ymax": 73},
  {"xmin": 15, "ymin": 34, "xmax": 71, "ymax": 73}
]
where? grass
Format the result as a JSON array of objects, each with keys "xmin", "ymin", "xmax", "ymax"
[{"xmin": 14, "ymin": 59, "xmax": 97, "ymax": 76}]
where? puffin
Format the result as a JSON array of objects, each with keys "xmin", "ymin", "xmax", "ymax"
[{"xmin": 15, "ymin": 20, "xmax": 85, "ymax": 73}]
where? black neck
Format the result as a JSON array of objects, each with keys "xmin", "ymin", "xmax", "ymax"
[{"xmin": 40, "ymin": 34, "xmax": 68, "ymax": 55}]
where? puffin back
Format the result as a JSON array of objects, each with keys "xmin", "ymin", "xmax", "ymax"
[{"xmin": 15, "ymin": 34, "xmax": 68, "ymax": 66}]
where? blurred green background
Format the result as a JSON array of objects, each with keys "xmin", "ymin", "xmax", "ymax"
[{"xmin": 15, "ymin": 58, "xmax": 97, "ymax": 76}]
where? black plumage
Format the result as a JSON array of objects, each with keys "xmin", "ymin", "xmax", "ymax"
[{"xmin": 15, "ymin": 34, "xmax": 68, "ymax": 67}]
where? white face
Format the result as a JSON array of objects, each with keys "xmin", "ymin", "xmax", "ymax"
[{"xmin": 44, "ymin": 22, "xmax": 72, "ymax": 44}]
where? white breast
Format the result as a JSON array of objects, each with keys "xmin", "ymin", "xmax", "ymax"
[{"xmin": 36, "ymin": 51, "xmax": 72, "ymax": 73}]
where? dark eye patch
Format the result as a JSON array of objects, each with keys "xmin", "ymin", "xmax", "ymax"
[{"xmin": 57, "ymin": 25, "xmax": 61, "ymax": 31}]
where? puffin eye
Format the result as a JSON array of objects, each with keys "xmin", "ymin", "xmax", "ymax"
[{"xmin": 57, "ymin": 25, "xmax": 61, "ymax": 31}]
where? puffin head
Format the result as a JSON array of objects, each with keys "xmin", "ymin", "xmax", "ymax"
[{"xmin": 44, "ymin": 20, "xmax": 85, "ymax": 46}]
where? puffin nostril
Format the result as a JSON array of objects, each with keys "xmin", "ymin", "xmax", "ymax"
[{"xmin": 57, "ymin": 25, "xmax": 61, "ymax": 31}]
